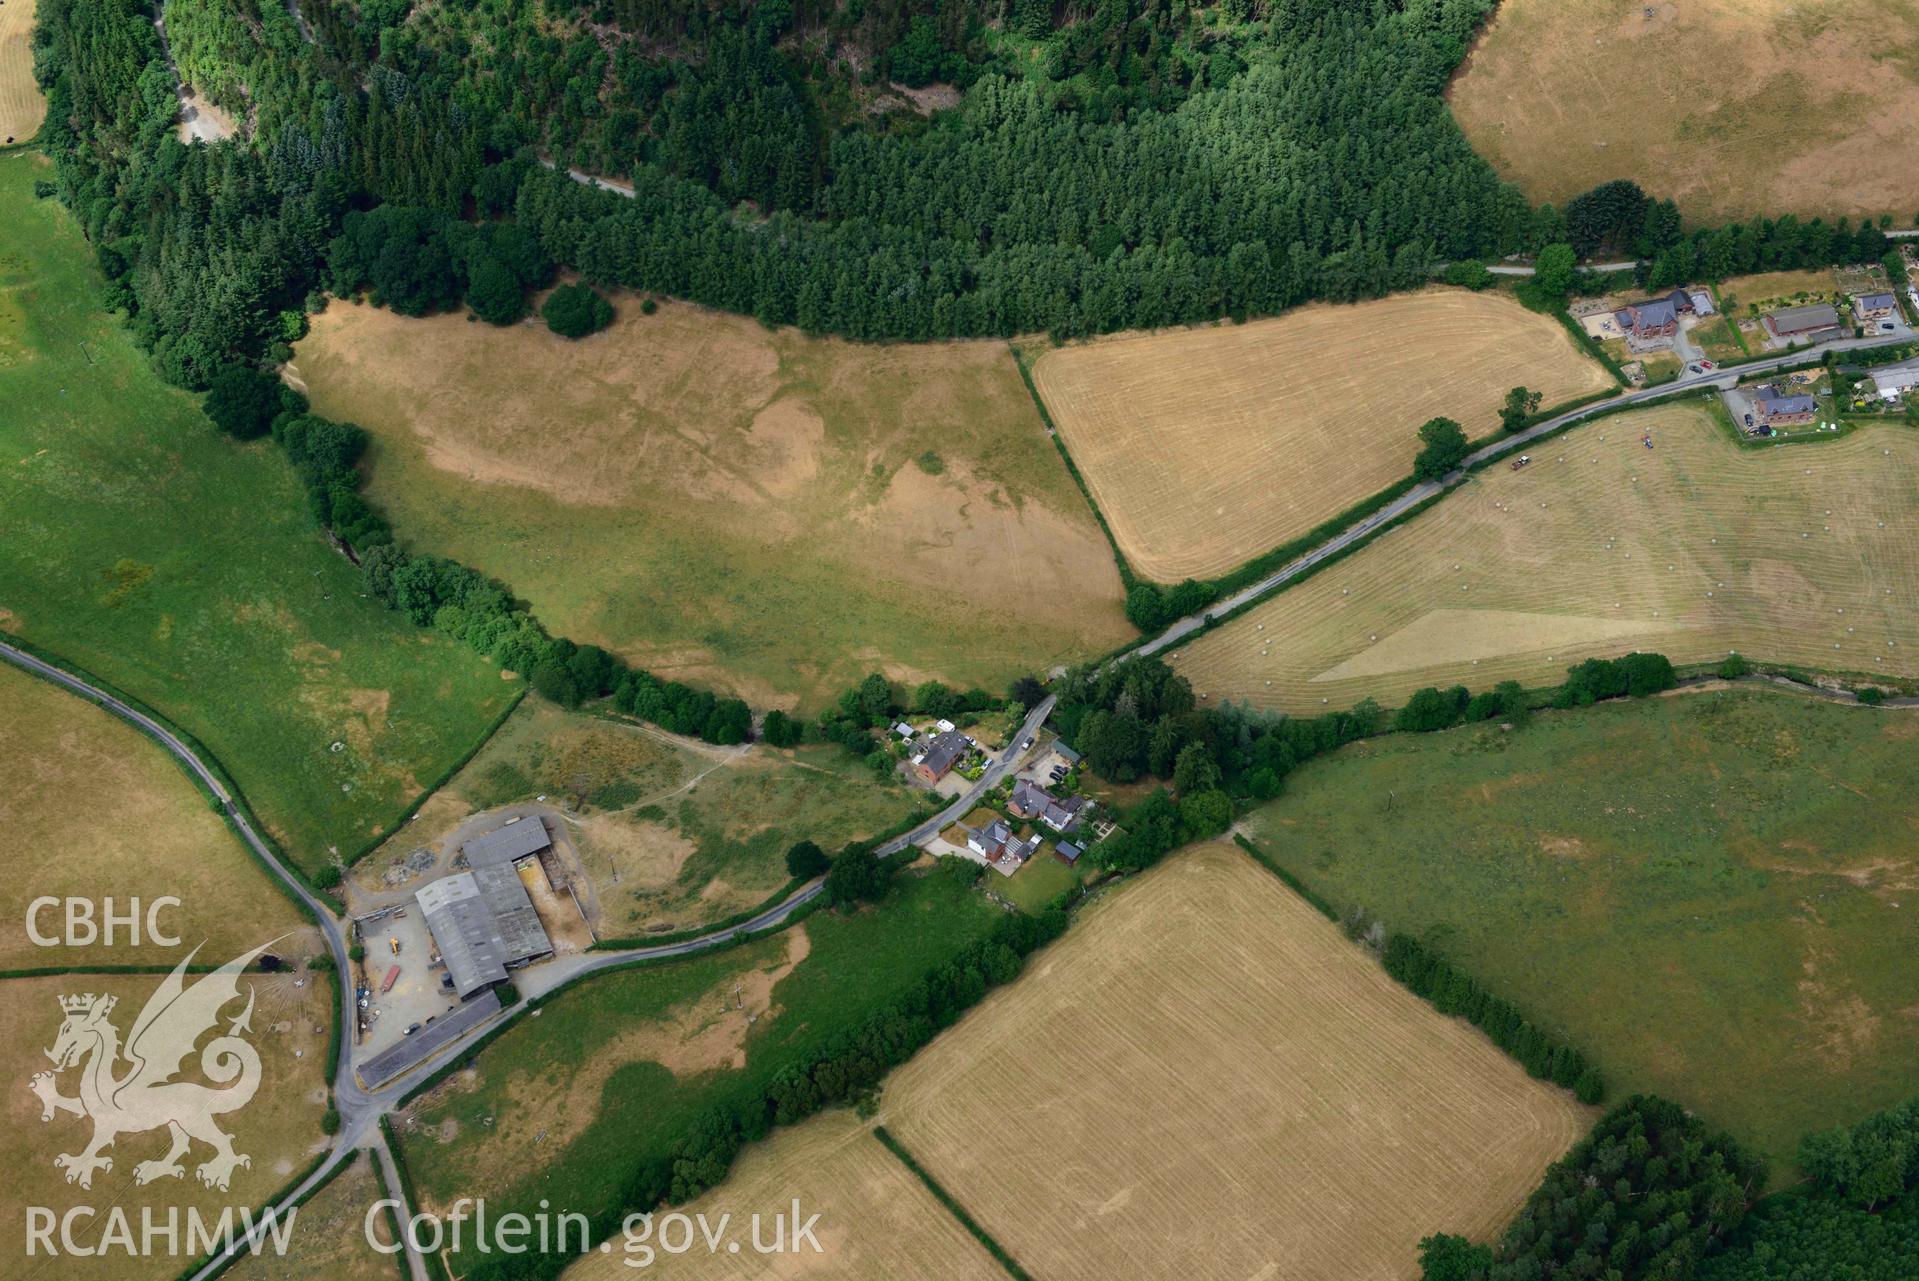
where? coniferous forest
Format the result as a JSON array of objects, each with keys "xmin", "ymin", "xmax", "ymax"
[{"xmin": 33, "ymin": 0, "xmax": 1900, "ymax": 385}]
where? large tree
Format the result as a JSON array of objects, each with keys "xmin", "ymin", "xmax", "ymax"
[{"xmin": 1413, "ymin": 417, "xmax": 1470, "ymax": 482}]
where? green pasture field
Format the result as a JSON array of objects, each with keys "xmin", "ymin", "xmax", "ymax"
[
  {"xmin": 1243, "ymin": 687, "xmax": 1919, "ymax": 1179},
  {"xmin": 398, "ymin": 864, "xmax": 1001, "ymax": 1248},
  {"xmin": 0, "ymin": 153, "xmax": 511, "ymax": 871}
]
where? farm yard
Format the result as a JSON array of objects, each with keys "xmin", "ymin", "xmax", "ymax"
[
  {"xmin": 0, "ymin": 0, "xmax": 40, "ymax": 144},
  {"xmin": 395, "ymin": 865, "xmax": 1003, "ymax": 1269},
  {"xmin": 0, "ymin": 660, "xmax": 319, "ymax": 968},
  {"xmin": 0, "ymin": 971, "xmax": 332, "ymax": 1281},
  {"xmin": 292, "ymin": 298, "xmax": 1132, "ymax": 712},
  {"xmin": 0, "ymin": 154, "xmax": 515, "ymax": 874},
  {"xmin": 1028, "ymin": 289, "xmax": 1614, "ymax": 582},
  {"xmin": 1241, "ymin": 687, "xmax": 1919, "ymax": 1176},
  {"xmin": 349, "ymin": 699, "xmax": 923, "ymax": 936},
  {"xmin": 1170, "ymin": 402, "xmax": 1919, "ymax": 714},
  {"xmin": 876, "ymin": 843, "xmax": 1592, "ymax": 1281},
  {"xmin": 559, "ymin": 1110, "xmax": 1004, "ymax": 1281},
  {"xmin": 1449, "ymin": 0, "xmax": 1919, "ymax": 224}
]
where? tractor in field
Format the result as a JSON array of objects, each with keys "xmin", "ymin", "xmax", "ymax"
[{"xmin": 1510, "ymin": 454, "xmax": 1532, "ymax": 471}]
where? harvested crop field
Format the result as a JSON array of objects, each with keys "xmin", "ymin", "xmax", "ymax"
[
  {"xmin": 1172, "ymin": 403, "xmax": 1919, "ymax": 713},
  {"xmin": 878, "ymin": 843, "xmax": 1592, "ymax": 1281},
  {"xmin": 0, "ymin": 660, "xmax": 318, "ymax": 968},
  {"xmin": 1029, "ymin": 289, "xmax": 1613, "ymax": 582},
  {"xmin": 0, "ymin": 970, "xmax": 331, "ymax": 1280},
  {"xmin": 292, "ymin": 299, "xmax": 1131, "ymax": 711},
  {"xmin": 561, "ymin": 1110, "xmax": 1003, "ymax": 1281},
  {"xmin": 1449, "ymin": 0, "xmax": 1919, "ymax": 224},
  {"xmin": 1241, "ymin": 687, "xmax": 1919, "ymax": 1176},
  {"xmin": 0, "ymin": 0, "xmax": 41, "ymax": 144}
]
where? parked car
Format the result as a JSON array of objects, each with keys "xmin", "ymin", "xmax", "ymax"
[
  {"xmin": 1744, "ymin": 413, "xmax": 1753, "ymax": 426},
  {"xmin": 1687, "ymin": 363, "xmax": 1702, "ymax": 373},
  {"xmin": 403, "ymin": 1022, "xmax": 421, "ymax": 1036},
  {"xmin": 1701, "ymin": 360, "xmax": 1715, "ymax": 370}
]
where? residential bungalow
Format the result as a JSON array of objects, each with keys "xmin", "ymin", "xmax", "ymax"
[
  {"xmin": 911, "ymin": 730, "xmax": 972, "ymax": 785},
  {"xmin": 1754, "ymin": 391, "xmax": 1818, "ymax": 427},
  {"xmin": 1008, "ymin": 780, "xmax": 1089, "ymax": 834},
  {"xmin": 1853, "ymin": 292, "xmax": 1898, "ymax": 322},
  {"xmin": 1764, "ymin": 303, "xmax": 1843, "ymax": 343}
]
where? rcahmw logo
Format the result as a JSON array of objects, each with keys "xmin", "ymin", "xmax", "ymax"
[{"xmin": 23, "ymin": 938, "xmax": 299, "ymax": 1259}]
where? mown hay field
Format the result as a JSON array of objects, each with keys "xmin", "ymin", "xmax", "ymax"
[
  {"xmin": 879, "ymin": 843, "xmax": 1592, "ymax": 1281},
  {"xmin": 0, "ymin": 970, "xmax": 332, "ymax": 1281},
  {"xmin": 350, "ymin": 699, "xmax": 923, "ymax": 936},
  {"xmin": 0, "ymin": 153, "xmax": 514, "ymax": 872},
  {"xmin": 1449, "ymin": 0, "xmax": 1919, "ymax": 224},
  {"xmin": 292, "ymin": 299, "xmax": 1132, "ymax": 712},
  {"xmin": 0, "ymin": 661, "xmax": 320, "ymax": 969},
  {"xmin": 0, "ymin": 0, "xmax": 42, "ymax": 144},
  {"xmin": 1172, "ymin": 403, "xmax": 1919, "ymax": 714},
  {"xmin": 1242, "ymin": 687, "xmax": 1919, "ymax": 1176},
  {"xmin": 561, "ymin": 1110, "xmax": 1004, "ymax": 1281},
  {"xmin": 1029, "ymin": 289, "xmax": 1614, "ymax": 582}
]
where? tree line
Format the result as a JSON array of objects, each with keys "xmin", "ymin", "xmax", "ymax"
[{"xmin": 1424, "ymin": 1093, "xmax": 1919, "ymax": 1281}]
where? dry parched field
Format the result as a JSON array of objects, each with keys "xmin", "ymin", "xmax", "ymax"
[
  {"xmin": 1449, "ymin": 0, "xmax": 1919, "ymax": 225},
  {"xmin": 561, "ymin": 1110, "xmax": 1004, "ymax": 1281},
  {"xmin": 0, "ymin": 971, "xmax": 332, "ymax": 1281},
  {"xmin": 0, "ymin": 0, "xmax": 43, "ymax": 144},
  {"xmin": 879, "ymin": 843, "xmax": 1592, "ymax": 1281},
  {"xmin": 1173, "ymin": 404, "xmax": 1919, "ymax": 714},
  {"xmin": 0, "ymin": 660, "xmax": 319, "ymax": 969},
  {"xmin": 1030, "ymin": 290, "xmax": 1614, "ymax": 582},
  {"xmin": 222, "ymin": 1151, "xmax": 397, "ymax": 1281},
  {"xmin": 293, "ymin": 299, "xmax": 1131, "ymax": 711}
]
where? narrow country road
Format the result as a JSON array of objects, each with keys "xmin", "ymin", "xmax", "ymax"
[
  {"xmin": 1129, "ymin": 333, "xmax": 1910, "ymax": 662},
  {"xmin": 0, "ymin": 641, "xmax": 1056, "ymax": 1278}
]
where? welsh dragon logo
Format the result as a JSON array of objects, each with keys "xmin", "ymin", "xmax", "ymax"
[{"xmin": 28, "ymin": 941, "xmax": 276, "ymax": 1192}]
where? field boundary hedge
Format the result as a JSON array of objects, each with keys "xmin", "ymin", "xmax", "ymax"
[
  {"xmin": 1231, "ymin": 835, "xmax": 1603, "ymax": 1103},
  {"xmin": 344, "ymin": 686, "xmax": 527, "ymax": 868},
  {"xmin": 1009, "ymin": 340, "xmax": 1145, "ymax": 595},
  {"xmin": 164, "ymin": 1147, "xmax": 338, "ymax": 1281},
  {"xmin": 0, "ymin": 636, "xmax": 328, "ymax": 900},
  {"xmin": 1230, "ymin": 835, "xmax": 1337, "ymax": 922},
  {"xmin": 872, "ymin": 1125, "xmax": 1035, "ymax": 1281}
]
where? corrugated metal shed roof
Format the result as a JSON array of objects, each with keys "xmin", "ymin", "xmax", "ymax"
[
  {"xmin": 463, "ymin": 818, "xmax": 552, "ymax": 868},
  {"xmin": 417, "ymin": 872, "xmax": 509, "ymax": 999}
]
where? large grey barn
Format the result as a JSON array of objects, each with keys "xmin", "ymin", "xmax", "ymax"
[{"xmin": 416, "ymin": 818, "xmax": 556, "ymax": 999}]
